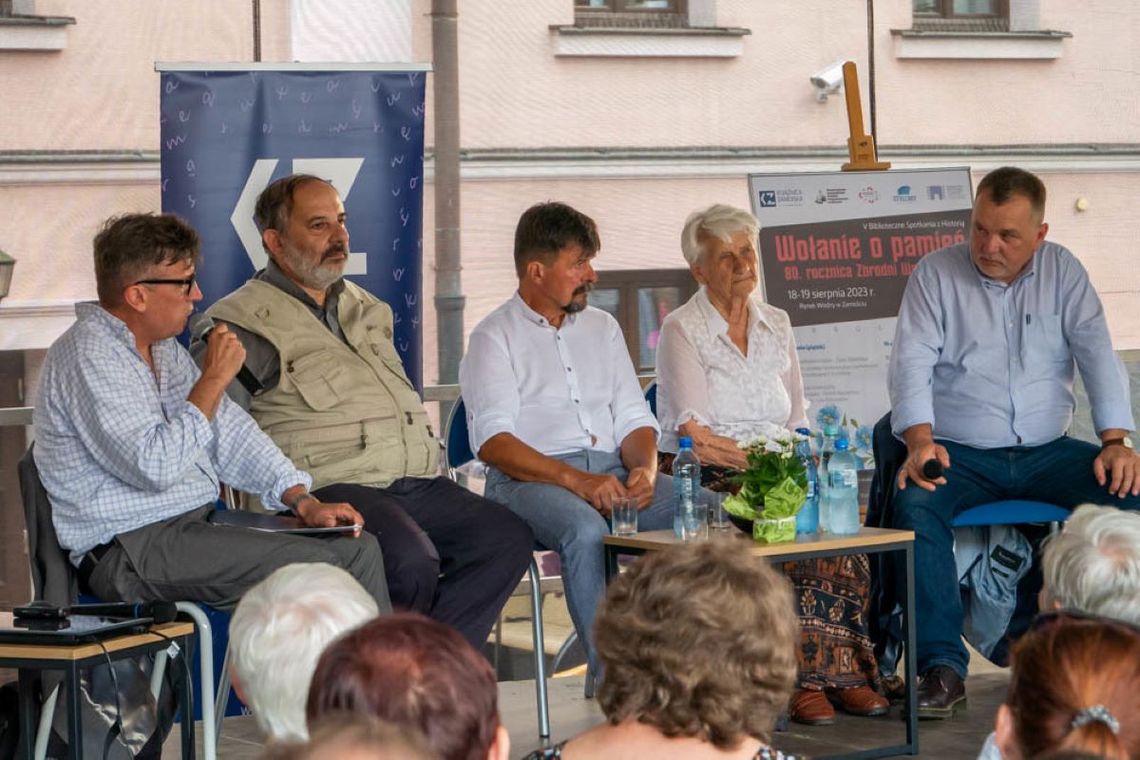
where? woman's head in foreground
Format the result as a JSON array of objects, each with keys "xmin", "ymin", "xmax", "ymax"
[
  {"xmin": 594, "ymin": 541, "xmax": 798, "ymax": 749},
  {"xmin": 997, "ymin": 610, "xmax": 1140, "ymax": 760}
]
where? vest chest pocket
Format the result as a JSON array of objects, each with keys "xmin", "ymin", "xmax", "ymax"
[
  {"xmin": 367, "ymin": 329, "xmax": 417, "ymax": 393},
  {"xmin": 401, "ymin": 406, "xmax": 439, "ymax": 476},
  {"xmin": 286, "ymin": 349, "xmax": 353, "ymax": 411}
]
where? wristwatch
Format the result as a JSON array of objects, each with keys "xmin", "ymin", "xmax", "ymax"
[
  {"xmin": 285, "ymin": 491, "xmax": 318, "ymax": 511},
  {"xmin": 1101, "ymin": 436, "xmax": 1134, "ymax": 450}
]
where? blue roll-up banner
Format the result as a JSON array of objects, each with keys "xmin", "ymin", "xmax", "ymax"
[{"xmin": 157, "ymin": 63, "xmax": 429, "ymax": 387}]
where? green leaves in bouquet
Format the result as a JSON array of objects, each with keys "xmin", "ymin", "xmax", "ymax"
[{"xmin": 732, "ymin": 442, "xmax": 807, "ymax": 509}]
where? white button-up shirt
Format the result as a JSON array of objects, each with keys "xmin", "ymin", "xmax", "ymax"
[
  {"xmin": 655, "ymin": 287, "xmax": 809, "ymax": 453},
  {"xmin": 459, "ymin": 292, "xmax": 658, "ymax": 457}
]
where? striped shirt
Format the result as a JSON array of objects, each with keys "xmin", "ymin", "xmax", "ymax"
[{"xmin": 33, "ymin": 303, "xmax": 310, "ymax": 561}]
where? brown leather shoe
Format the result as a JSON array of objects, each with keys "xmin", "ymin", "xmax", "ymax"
[
  {"xmin": 828, "ymin": 686, "xmax": 890, "ymax": 717},
  {"xmin": 916, "ymin": 665, "xmax": 966, "ymax": 719},
  {"xmin": 789, "ymin": 689, "xmax": 836, "ymax": 725}
]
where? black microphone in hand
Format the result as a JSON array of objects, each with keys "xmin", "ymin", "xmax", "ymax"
[
  {"xmin": 69, "ymin": 601, "xmax": 179, "ymax": 624},
  {"xmin": 189, "ymin": 313, "xmax": 264, "ymax": 396},
  {"xmin": 921, "ymin": 459, "xmax": 944, "ymax": 480}
]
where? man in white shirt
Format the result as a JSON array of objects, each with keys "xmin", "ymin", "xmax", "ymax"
[{"xmin": 459, "ymin": 202, "xmax": 675, "ymax": 677}]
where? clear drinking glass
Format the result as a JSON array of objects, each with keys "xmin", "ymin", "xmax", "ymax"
[
  {"xmin": 611, "ymin": 496, "xmax": 638, "ymax": 536},
  {"xmin": 706, "ymin": 491, "xmax": 731, "ymax": 530},
  {"xmin": 682, "ymin": 498, "xmax": 708, "ymax": 541}
]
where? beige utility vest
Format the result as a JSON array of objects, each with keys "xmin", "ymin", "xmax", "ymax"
[{"xmin": 209, "ymin": 279, "xmax": 439, "ymax": 489}]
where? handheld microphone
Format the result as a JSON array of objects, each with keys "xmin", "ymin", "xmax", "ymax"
[
  {"xmin": 189, "ymin": 313, "xmax": 264, "ymax": 396},
  {"xmin": 921, "ymin": 459, "xmax": 944, "ymax": 480},
  {"xmin": 69, "ymin": 601, "xmax": 179, "ymax": 624}
]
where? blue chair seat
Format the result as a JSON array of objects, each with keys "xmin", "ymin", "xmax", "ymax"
[{"xmin": 951, "ymin": 500, "xmax": 1070, "ymax": 527}]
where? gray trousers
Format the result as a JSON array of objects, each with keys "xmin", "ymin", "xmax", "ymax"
[{"xmin": 87, "ymin": 505, "xmax": 391, "ymax": 612}]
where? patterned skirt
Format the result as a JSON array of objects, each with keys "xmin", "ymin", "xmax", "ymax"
[{"xmin": 658, "ymin": 452, "xmax": 881, "ymax": 691}]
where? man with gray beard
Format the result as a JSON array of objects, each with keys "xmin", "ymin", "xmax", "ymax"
[{"xmin": 197, "ymin": 174, "xmax": 533, "ymax": 649}]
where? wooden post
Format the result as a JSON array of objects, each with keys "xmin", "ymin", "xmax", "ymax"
[{"xmin": 841, "ymin": 61, "xmax": 890, "ymax": 172}]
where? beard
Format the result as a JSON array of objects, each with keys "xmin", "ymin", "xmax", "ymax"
[
  {"xmin": 562, "ymin": 282, "xmax": 593, "ymax": 314},
  {"xmin": 280, "ymin": 241, "xmax": 347, "ymax": 292}
]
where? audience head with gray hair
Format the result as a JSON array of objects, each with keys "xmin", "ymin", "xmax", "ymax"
[
  {"xmin": 229, "ymin": 563, "xmax": 380, "ymax": 742},
  {"xmin": 1040, "ymin": 504, "xmax": 1140, "ymax": 623},
  {"xmin": 982, "ymin": 505, "xmax": 1140, "ymax": 760}
]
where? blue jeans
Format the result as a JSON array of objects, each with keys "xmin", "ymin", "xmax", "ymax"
[
  {"xmin": 485, "ymin": 449, "xmax": 675, "ymax": 673},
  {"xmin": 890, "ymin": 436, "xmax": 1140, "ymax": 678}
]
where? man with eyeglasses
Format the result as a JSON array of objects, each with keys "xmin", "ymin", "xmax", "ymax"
[{"xmin": 33, "ymin": 212, "xmax": 392, "ymax": 612}]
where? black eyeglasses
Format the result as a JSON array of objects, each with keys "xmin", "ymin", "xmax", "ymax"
[{"xmin": 133, "ymin": 274, "xmax": 196, "ymax": 295}]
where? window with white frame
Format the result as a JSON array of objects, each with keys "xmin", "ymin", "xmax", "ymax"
[
  {"xmin": 894, "ymin": 0, "xmax": 1069, "ymax": 60},
  {"xmin": 573, "ymin": 0, "xmax": 688, "ymax": 29},
  {"xmin": 911, "ymin": 0, "xmax": 1009, "ymax": 31},
  {"xmin": 588, "ymin": 270, "xmax": 697, "ymax": 372}
]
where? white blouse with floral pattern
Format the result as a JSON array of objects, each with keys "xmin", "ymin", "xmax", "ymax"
[{"xmin": 655, "ymin": 287, "xmax": 809, "ymax": 454}]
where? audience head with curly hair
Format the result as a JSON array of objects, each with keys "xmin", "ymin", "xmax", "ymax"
[{"xmin": 519, "ymin": 541, "xmax": 799, "ymax": 759}]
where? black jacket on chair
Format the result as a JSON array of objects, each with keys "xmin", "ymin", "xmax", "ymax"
[{"xmin": 866, "ymin": 413, "xmax": 907, "ymax": 677}]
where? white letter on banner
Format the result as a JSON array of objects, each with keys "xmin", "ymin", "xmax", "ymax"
[
  {"xmin": 292, "ymin": 157, "xmax": 367, "ymax": 275},
  {"xmin": 230, "ymin": 157, "xmax": 367, "ymax": 274},
  {"xmin": 231, "ymin": 159, "xmax": 279, "ymax": 271}
]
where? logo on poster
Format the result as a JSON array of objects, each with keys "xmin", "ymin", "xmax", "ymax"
[
  {"xmin": 927, "ymin": 185, "xmax": 945, "ymax": 200},
  {"xmin": 758, "ymin": 188, "xmax": 804, "ymax": 208},
  {"xmin": 893, "ymin": 185, "xmax": 917, "ymax": 202},
  {"xmin": 858, "ymin": 186, "xmax": 880, "ymax": 204},
  {"xmin": 815, "ymin": 188, "xmax": 849, "ymax": 205}
]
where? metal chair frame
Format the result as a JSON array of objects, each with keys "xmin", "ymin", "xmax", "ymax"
[
  {"xmin": 443, "ymin": 397, "xmax": 551, "ymax": 739},
  {"xmin": 18, "ymin": 444, "xmax": 224, "ymax": 760}
]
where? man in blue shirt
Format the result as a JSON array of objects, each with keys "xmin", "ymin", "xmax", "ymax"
[
  {"xmin": 34, "ymin": 213, "xmax": 390, "ymax": 611},
  {"xmin": 887, "ymin": 166, "xmax": 1140, "ymax": 717}
]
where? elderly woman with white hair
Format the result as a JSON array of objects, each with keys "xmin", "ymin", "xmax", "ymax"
[{"xmin": 655, "ymin": 203, "xmax": 887, "ymax": 725}]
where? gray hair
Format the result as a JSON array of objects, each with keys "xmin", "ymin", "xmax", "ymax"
[
  {"xmin": 229, "ymin": 563, "xmax": 380, "ymax": 742},
  {"xmin": 1041, "ymin": 504, "xmax": 1140, "ymax": 624},
  {"xmin": 679, "ymin": 204, "xmax": 760, "ymax": 267}
]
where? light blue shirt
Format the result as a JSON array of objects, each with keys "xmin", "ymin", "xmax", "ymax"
[
  {"xmin": 33, "ymin": 303, "xmax": 311, "ymax": 560},
  {"xmin": 888, "ymin": 241, "xmax": 1132, "ymax": 448}
]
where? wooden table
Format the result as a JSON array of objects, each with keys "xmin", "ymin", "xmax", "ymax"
[
  {"xmin": 0, "ymin": 621, "xmax": 197, "ymax": 760},
  {"xmin": 603, "ymin": 527, "xmax": 918, "ymax": 760}
]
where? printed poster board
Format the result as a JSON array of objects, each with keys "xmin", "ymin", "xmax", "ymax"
[{"xmin": 749, "ymin": 168, "xmax": 974, "ymax": 432}]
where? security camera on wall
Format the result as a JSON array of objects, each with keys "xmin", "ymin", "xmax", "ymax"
[{"xmin": 810, "ymin": 60, "xmax": 848, "ymax": 102}]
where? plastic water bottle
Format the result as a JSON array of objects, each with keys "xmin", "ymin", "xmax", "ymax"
[
  {"xmin": 794, "ymin": 428, "xmax": 819, "ymax": 534},
  {"xmin": 818, "ymin": 425, "xmax": 838, "ymax": 531},
  {"xmin": 673, "ymin": 437, "xmax": 704, "ymax": 541},
  {"xmin": 827, "ymin": 438, "xmax": 860, "ymax": 535}
]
